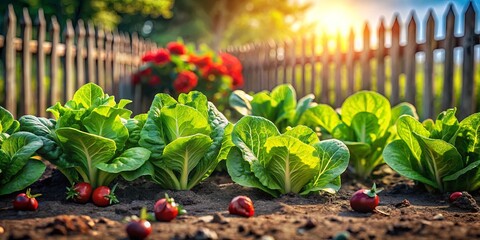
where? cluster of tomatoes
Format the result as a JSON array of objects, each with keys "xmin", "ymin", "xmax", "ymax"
[{"xmin": 12, "ymin": 182, "xmax": 465, "ymax": 240}]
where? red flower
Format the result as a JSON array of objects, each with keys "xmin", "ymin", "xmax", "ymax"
[
  {"xmin": 148, "ymin": 75, "xmax": 161, "ymax": 86},
  {"xmin": 220, "ymin": 53, "xmax": 244, "ymax": 88},
  {"xmin": 188, "ymin": 54, "xmax": 213, "ymax": 68},
  {"xmin": 173, "ymin": 71, "xmax": 198, "ymax": 93},
  {"xmin": 167, "ymin": 42, "xmax": 187, "ymax": 55},
  {"xmin": 201, "ymin": 62, "xmax": 228, "ymax": 80},
  {"xmin": 132, "ymin": 67, "xmax": 153, "ymax": 85},
  {"xmin": 141, "ymin": 51, "xmax": 156, "ymax": 63},
  {"xmin": 153, "ymin": 49, "xmax": 171, "ymax": 64}
]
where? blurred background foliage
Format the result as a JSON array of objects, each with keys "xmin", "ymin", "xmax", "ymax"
[{"xmin": 1, "ymin": 0, "xmax": 312, "ymax": 49}]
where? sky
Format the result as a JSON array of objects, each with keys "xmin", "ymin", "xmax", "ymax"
[{"xmin": 302, "ymin": 0, "xmax": 479, "ymax": 49}]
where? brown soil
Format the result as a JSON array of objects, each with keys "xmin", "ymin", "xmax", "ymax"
[{"xmin": 1, "ymin": 165, "xmax": 480, "ymax": 240}]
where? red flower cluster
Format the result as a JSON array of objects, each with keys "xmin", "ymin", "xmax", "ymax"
[
  {"xmin": 174, "ymin": 71, "xmax": 198, "ymax": 93},
  {"xmin": 132, "ymin": 41, "xmax": 244, "ymax": 104},
  {"xmin": 220, "ymin": 53, "xmax": 244, "ymax": 88}
]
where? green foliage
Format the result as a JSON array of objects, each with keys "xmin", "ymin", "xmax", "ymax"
[
  {"xmin": 0, "ymin": 107, "xmax": 45, "ymax": 195},
  {"xmin": 19, "ymin": 83, "xmax": 151, "ymax": 188},
  {"xmin": 383, "ymin": 108, "xmax": 480, "ymax": 192},
  {"xmin": 130, "ymin": 91, "xmax": 234, "ymax": 190},
  {"xmin": 226, "ymin": 116, "xmax": 349, "ymax": 197},
  {"xmin": 230, "ymin": 84, "xmax": 315, "ymax": 132},
  {"xmin": 299, "ymin": 91, "xmax": 419, "ymax": 179}
]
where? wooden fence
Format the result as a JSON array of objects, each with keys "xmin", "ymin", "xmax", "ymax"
[
  {"xmin": 227, "ymin": 3, "xmax": 479, "ymax": 120},
  {"xmin": 0, "ymin": 5, "xmax": 157, "ymax": 118}
]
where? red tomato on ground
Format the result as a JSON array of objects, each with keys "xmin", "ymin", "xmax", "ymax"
[
  {"xmin": 13, "ymin": 188, "xmax": 41, "ymax": 211},
  {"xmin": 66, "ymin": 182, "xmax": 92, "ymax": 204},
  {"xmin": 350, "ymin": 184, "xmax": 381, "ymax": 213},
  {"xmin": 228, "ymin": 196, "xmax": 255, "ymax": 217},
  {"xmin": 92, "ymin": 185, "xmax": 119, "ymax": 207}
]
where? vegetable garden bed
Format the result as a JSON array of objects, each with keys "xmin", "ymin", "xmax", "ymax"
[
  {"xmin": 1, "ymin": 166, "xmax": 480, "ymax": 239},
  {"xmin": 1, "ymin": 83, "xmax": 480, "ymax": 239}
]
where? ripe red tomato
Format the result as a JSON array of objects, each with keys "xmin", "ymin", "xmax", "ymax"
[
  {"xmin": 350, "ymin": 184, "xmax": 381, "ymax": 213},
  {"xmin": 92, "ymin": 185, "xmax": 118, "ymax": 207},
  {"xmin": 66, "ymin": 182, "xmax": 92, "ymax": 204},
  {"xmin": 13, "ymin": 189, "xmax": 41, "ymax": 211},
  {"xmin": 228, "ymin": 196, "xmax": 255, "ymax": 217},
  {"xmin": 154, "ymin": 194, "xmax": 179, "ymax": 222},
  {"xmin": 126, "ymin": 220, "xmax": 152, "ymax": 240},
  {"xmin": 449, "ymin": 192, "xmax": 463, "ymax": 203}
]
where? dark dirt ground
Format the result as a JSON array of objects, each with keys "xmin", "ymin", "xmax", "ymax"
[{"xmin": 1, "ymin": 165, "xmax": 480, "ymax": 240}]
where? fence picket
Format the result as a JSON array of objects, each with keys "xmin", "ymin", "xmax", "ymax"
[
  {"xmin": 405, "ymin": 13, "xmax": 417, "ymax": 105},
  {"xmin": 49, "ymin": 16, "xmax": 60, "ymax": 107},
  {"xmin": 423, "ymin": 11, "xmax": 435, "ymax": 119},
  {"xmin": 21, "ymin": 8, "xmax": 32, "ymax": 115},
  {"xmin": 35, "ymin": 9, "xmax": 46, "ymax": 117},
  {"xmin": 459, "ymin": 2, "xmax": 476, "ymax": 119},
  {"xmin": 63, "ymin": 20, "xmax": 74, "ymax": 101},
  {"xmin": 321, "ymin": 34, "xmax": 329, "ymax": 103},
  {"xmin": 310, "ymin": 34, "xmax": 316, "ymax": 98},
  {"xmin": 346, "ymin": 28, "xmax": 355, "ymax": 96},
  {"xmin": 442, "ymin": 4, "xmax": 455, "ymax": 110},
  {"xmin": 361, "ymin": 22, "xmax": 371, "ymax": 90},
  {"xmin": 96, "ymin": 27, "xmax": 105, "ymax": 90},
  {"xmin": 301, "ymin": 36, "xmax": 307, "ymax": 96},
  {"xmin": 3, "ymin": 5, "xmax": 17, "ymax": 117},
  {"xmin": 334, "ymin": 33, "xmax": 342, "ymax": 106},
  {"xmin": 390, "ymin": 15, "xmax": 401, "ymax": 105},
  {"xmin": 376, "ymin": 19, "xmax": 386, "ymax": 95},
  {"xmin": 86, "ymin": 22, "xmax": 96, "ymax": 84},
  {"xmin": 75, "ymin": 19, "xmax": 86, "ymax": 88},
  {"xmin": 105, "ymin": 30, "xmax": 113, "ymax": 94}
]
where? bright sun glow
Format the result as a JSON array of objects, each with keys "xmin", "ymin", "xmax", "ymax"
[{"xmin": 304, "ymin": 2, "xmax": 364, "ymax": 51}]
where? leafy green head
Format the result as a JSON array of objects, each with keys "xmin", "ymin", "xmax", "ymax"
[
  {"xmin": 383, "ymin": 108, "xmax": 480, "ymax": 192},
  {"xmin": 299, "ymin": 91, "xmax": 418, "ymax": 179},
  {"xmin": 134, "ymin": 91, "xmax": 234, "ymax": 190},
  {"xmin": 227, "ymin": 116, "xmax": 350, "ymax": 197},
  {"xmin": 229, "ymin": 84, "xmax": 315, "ymax": 132}
]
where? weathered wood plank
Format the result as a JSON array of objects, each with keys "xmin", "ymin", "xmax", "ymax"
[
  {"xmin": 4, "ymin": 5, "xmax": 17, "ymax": 117},
  {"xmin": 75, "ymin": 19, "xmax": 86, "ymax": 88},
  {"xmin": 86, "ymin": 22, "xmax": 96, "ymax": 84},
  {"xmin": 310, "ymin": 34, "xmax": 317, "ymax": 99},
  {"xmin": 361, "ymin": 22, "xmax": 371, "ymax": 90},
  {"xmin": 376, "ymin": 19, "xmax": 386, "ymax": 95},
  {"xmin": 442, "ymin": 4, "xmax": 455, "ymax": 110},
  {"xmin": 405, "ymin": 12, "xmax": 417, "ymax": 105},
  {"xmin": 321, "ymin": 34, "xmax": 329, "ymax": 104},
  {"xmin": 96, "ymin": 27, "xmax": 105, "ymax": 90},
  {"xmin": 49, "ymin": 16, "xmax": 60, "ymax": 107},
  {"xmin": 459, "ymin": 2, "xmax": 475, "ymax": 119},
  {"xmin": 334, "ymin": 33, "xmax": 342, "ymax": 107},
  {"xmin": 346, "ymin": 28, "xmax": 355, "ymax": 97},
  {"xmin": 63, "ymin": 20, "xmax": 74, "ymax": 102},
  {"xmin": 35, "ymin": 9, "xmax": 46, "ymax": 117},
  {"xmin": 390, "ymin": 15, "xmax": 401, "ymax": 105},
  {"xmin": 21, "ymin": 8, "xmax": 32, "ymax": 115},
  {"xmin": 104, "ymin": 30, "xmax": 113, "ymax": 94},
  {"xmin": 423, "ymin": 11, "xmax": 435, "ymax": 119}
]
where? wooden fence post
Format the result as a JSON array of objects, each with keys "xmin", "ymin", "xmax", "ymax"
[
  {"xmin": 35, "ymin": 9, "xmax": 46, "ymax": 117},
  {"xmin": 346, "ymin": 28, "xmax": 355, "ymax": 96},
  {"xmin": 86, "ymin": 22, "xmax": 96, "ymax": 84},
  {"xmin": 49, "ymin": 16, "xmax": 60, "ymax": 107},
  {"xmin": 21, "ymin": 8, "xmax": 32, "ymax": 115},
  {"xmin": 390, "ymin": 15, "xmax": 401, "ymax": 105},
  {"xmin": 105, "ymin": 30, "xmax": 113, "ymax": 94},
  {"xmin": 423, "ymin": 11, "xmax": 435, "ymax": 119},
  {"xmin": 334, "ymin": 33, "xmax": 342, "ymax": 106},
  {"xmin": 459, "ymin": 2, "xmax": 475, "ymax": 119},
  {"xmin": 97, "ymin": 26, "xmax": 105, "ymax": 90},
  {"xmin": 405, "ymin": 12, "xmax": 417, "ymax": 105},
  {"xmin": 361, "ymin": 22, "xmax": 371, "ymax": 90},
  {"xmin": 376, "ymin": 19, "xmax": 386, "ymax": 95},
  {"xmin": 321, "ymin": 34, "xmax": 329, "ymax": 103},
  {"xmin": 75, "ymin": 20, "xmax": 86, "ymax": 88},
  {"xmin": 442, "ymin": 4, "xmax": 455, "ymax": 110},
  {"xmin": 310, "ymin": 34, "xmax": 316, "ymax": 98},
  {"xmin": 63, "ymin": 20, "xmax": 74, "ymax": 101},
  {"xmin": 4, "ymin": 5, "xmax": 17, "ymax": 117}
]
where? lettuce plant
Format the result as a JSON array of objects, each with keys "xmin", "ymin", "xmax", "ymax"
[
  {"xmin": 0, "ymin": 107, "xmax": 45, "ymax": 195},
  {"xmin": 299, "ymin": 91, "xmax": 418, "ymax": 179},
  {"xmin": 226, "ymin": 116, "xmax": 350, "ymax": 197},
  {"xmin": 19, "ymin": 83, "xmax": 151, "ymax": 188},
  {"xmin": 383, "ymin": 108, "xmax": 480, "ymax": 192},
  {"xmin": 128, "ymin": 91, "xmax": 233, "ymax": 190},
  {"xmin": 230, "ymin": 84, "xmax": 315, "ymax": 132}
]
